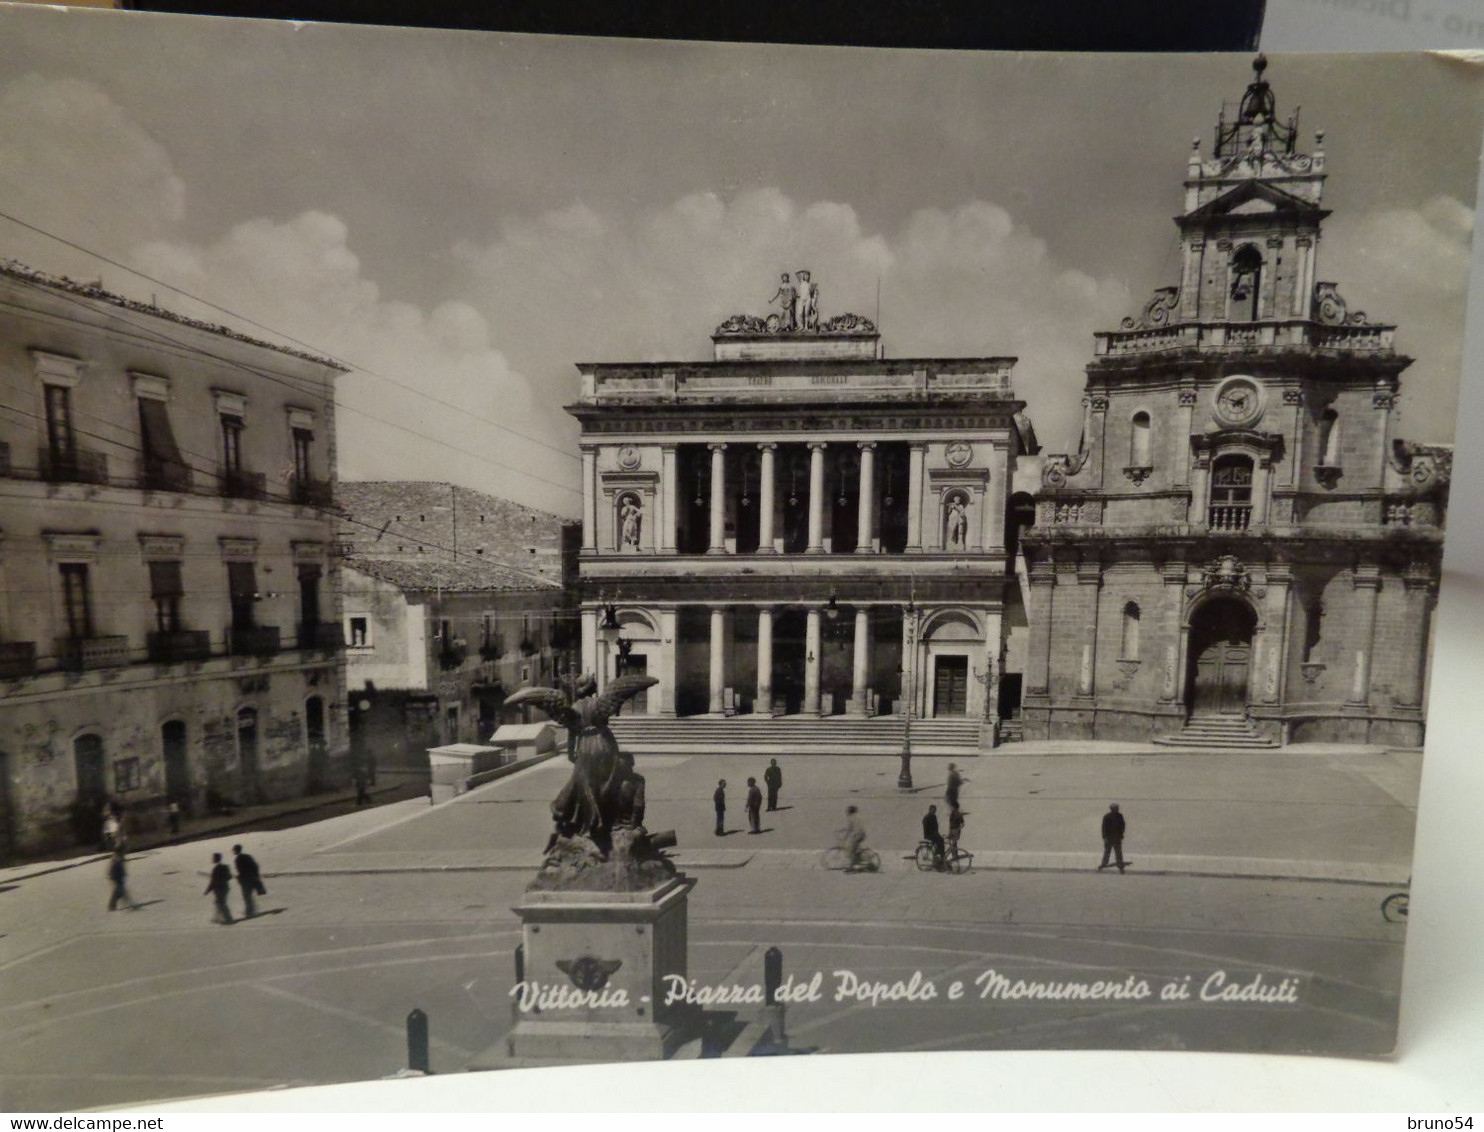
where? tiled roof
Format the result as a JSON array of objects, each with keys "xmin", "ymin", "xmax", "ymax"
[{"xmin": 344, "ymin": 555, "xmax": 559, "ymax": 593}]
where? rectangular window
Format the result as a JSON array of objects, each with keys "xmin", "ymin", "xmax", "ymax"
[
  {"xmin": 45, "ymin": 384, "xmax": 75, "ymax": 461},
  {"xmin": 298, "ymin": 564, "xmax": 322, "ymax": 630},
  {"xmin": 348, "ymin": 616, "xmax": 369, "ymax": 648},
  {"xmin": 138, "ymin": 398, "xmax": 186, "ymax": 471},
  {"xmin": 228, "ymin": 561, "xmax": 257, "ymax": 631},
  {"xmin": 149, "ymin": 560, "xmax": 184, "ymax": 633},
  {"xmin": 60, "ymin": 563, "xmax": 93, "ymax": 639},
  {"xmin": 292, "ymin": 427, "xmax": 314, "ymax": 484},
  {"xmin": 113, "ymin": 757, "xmax": 141, "ymax": 793},
  {"xmin": 221, "ymin": 414, "xmax": 244, "ymax": 477}
]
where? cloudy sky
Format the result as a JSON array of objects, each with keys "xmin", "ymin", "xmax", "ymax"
[{"xmin": 0, "ymin": 12, "xmax": 1478, "ymax": 517}]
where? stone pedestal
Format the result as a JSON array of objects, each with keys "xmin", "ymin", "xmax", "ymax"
[{"xmin": 495, "ymin": 876, "xmax": 698, "ymax": 1064}]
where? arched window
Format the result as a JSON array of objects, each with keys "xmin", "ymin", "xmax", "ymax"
[
  {"xmin": 1318, "ymin": 408, "xmax": 1341, "ymax": 467},
  {"xmin": 1129, "ymin": 412, "xmax": 1152, "ymax": 467},
  {"xmin": 1121, "ymin": 602, "xmax": 1141, "ymax": 660},
  {"xmin": 1210, "ymin": 454, "xmax": 1254, "ymax": 531},
  {"xmin": 1230, "ymin": 245, "xmax": 1263, "ymax": 321}
]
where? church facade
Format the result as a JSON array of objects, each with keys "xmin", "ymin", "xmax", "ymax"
[
  {"xmin": 1020, "ymin": 59, "xmax": 1449, "ymax": 747},
  {"xmin": 568, "ymin": 297, "xmax": 1036, "ymax": 740}
]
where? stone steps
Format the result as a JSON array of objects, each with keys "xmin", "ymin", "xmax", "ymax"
[
  {"xmin": 607, "ymin": 715, "xmax": 983, "ymax": 753},
  {"xmin": 1153, "ymin": 715, "xmax": 1278, "ymax": 749}
]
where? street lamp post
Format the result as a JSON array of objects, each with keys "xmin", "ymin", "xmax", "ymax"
[{"xmin": 899, "ymin": 597, "xmax": 921, "ymax": 790}]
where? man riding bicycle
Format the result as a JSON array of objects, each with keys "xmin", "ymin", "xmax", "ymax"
[{"xmin": 922, "ymin": 804, "xmax": 946, "ymax": 870}]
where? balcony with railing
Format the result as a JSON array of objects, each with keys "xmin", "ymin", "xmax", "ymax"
[
  {"xmin": 1208, "ymin": 504, "xmax": 1252, "ymax": 532},
  {"xmin": 56, "ymin": 635, "xmax": 131, "ymax": 671},
  {"xmin": 297, "ymin": 622, "xmax": 345, "ymax": 651},
  {"xmin": 39, "ymin": 445, "xmax": 109, "ymax": 486},
  {"xmin": 289, "ymin": 475, "xmax": 333, "ymax": 508},
  {"xmin": 229, "ymin": 625, "xmax": 281, "ymax": 657},
  {"xmin": 1094, "ymin": 320, "xmax": 1395, "ymax": 359},
  {"xmin": 0, "ymin": 641, "xmax": 37, "ymax": 679},
  {"xmin": 218, "ymin": 468, "xmax": 268, "ymax": 500},
  {"xmin": 138, "ymin": 456, "xmax": 194, "ymax": 494},
  {"xmin": 147, "ymin": 629, "xmax": 212, "ymax": 664}
]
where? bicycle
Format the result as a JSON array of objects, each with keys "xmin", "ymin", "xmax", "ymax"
[
  {"xmin": 821, "ymin": 835, "xmax": 881, "ymax": 873},
  {"xmin": 1381, "ymin": 890, "xmax": 1409, "ymax": 922},
  {"xmin": 913, "ymin": 839, "xmax": 973, "ymax": 874}
]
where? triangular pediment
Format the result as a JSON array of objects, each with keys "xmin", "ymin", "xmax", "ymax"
[{"xmin": 1181, "ymin": 178, "xmax": 1329, "ymax": 225}]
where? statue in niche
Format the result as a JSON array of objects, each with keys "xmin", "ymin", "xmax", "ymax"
[
  {"xmin": 795, "ymin": 269, "xmax": 819, "ymax": 331},
  {"xmin": 768, "ymin": 273, "xmax": 798, "ymax": 331},
  {"xmin": 946, "ymin": 494, "xmax": 968, "ymax": 550},
  {"xmin": 619, "ymin": 494, "xmax": 643, "ymax": 549}
]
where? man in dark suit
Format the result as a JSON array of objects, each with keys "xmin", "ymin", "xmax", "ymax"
[
  {"xmin": 1098, "ymin": 803, "xmax": 1127, "ymax": 873},
  {"xmin": 746, "ymin": 777, "xmax": 763, "ymax": 834},
  {"xmin": 714, "ymin": 779, "xmax": 727, "ymax": 836},
  {"xmin": 764, "ymin": 758, "xmax": 783, "ymax": 811},
  {"xmin": 205, "ymin": 852, "xmax": 234, "ymax": 925},
  {"xmin": 922, "ymin": 804, "xmax": 946, "ymax": 869},
  {"xmin": 233, "ymin": 844, "xmax": 265, "ymax": 917}
]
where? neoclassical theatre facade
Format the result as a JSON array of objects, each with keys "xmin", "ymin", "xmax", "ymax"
[
  {"xmin": 569, "ymin": 305, "xmax": 1038, "ymax": 735},
  {"xmin": 1020, "ymin": 59, "xmax": 1448, "ymax": 747}
]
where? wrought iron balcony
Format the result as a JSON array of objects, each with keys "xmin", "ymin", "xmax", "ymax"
[
  {"xmin": 229, "ymin": 625, "xmax": 281, "ymax": 657},
  {"xmin": 218, "ymin": 468, "xmax": 268, "ymax": 500},
  {"xmin": 57, "ymin": 635, "xmax": 131, "ymax": 671},
  {"xmin": 39, "ymin": 445, "xmax": 109, "ymax": 486},
  {"xmin": 1208, "ymin": 504, "xmax": 1252, "ymax": 532},
  {"xmin": 138, "ymin": 456, "xmax": 194, "ymax": 494},
  {"xmin": 289, "ymin": 475, "xmax": 333, "ymax": 508},
  {"xmin": 0, "ymin": 641, "xmax": 37, "ymax": 679},
  {"xmin": 298, "ymin": 622, "xmax": 345, "ymax": 651},
  {"xmin": 147, "ymin": 629, "xmax": 212, "ymax": 664}
]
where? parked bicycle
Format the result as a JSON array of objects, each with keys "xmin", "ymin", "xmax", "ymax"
[{"xmin": 913, "ymin": 838, "xmax": 974, "ymax": 874}]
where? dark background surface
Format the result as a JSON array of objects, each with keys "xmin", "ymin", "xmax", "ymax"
[{"xmin": 123, "ymin": 0, "xmax": 1266, "ymax": 51}]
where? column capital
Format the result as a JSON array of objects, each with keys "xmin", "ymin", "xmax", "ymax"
[
  {"xmin": 659, "ymin": 442, "xmax": 679, "ymax": 453},
  {"xmin": 856, "ymin": 440, "xmax": 878, "ymax": 452},
  {"xmin": 707, "ymin": 442, "xmax": 728, "ymax": 452},
  {"xmin": 756, "ymin": 441, "xmax": 778, "ymax": 452},
  {"xmin": 909, "ymin": 441, "xmax": 928, "ymax": 453},
  {"xmin": 806, "ymin": 440, "xmax": 829, "ymax": 452}
]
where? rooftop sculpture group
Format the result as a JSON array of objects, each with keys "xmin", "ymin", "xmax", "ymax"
[{"xmin": 714, "ymin": 270, "xmax": 878, "ymax": 337}]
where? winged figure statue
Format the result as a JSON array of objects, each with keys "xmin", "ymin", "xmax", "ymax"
[{"xmin": 505, "ymin": 671, "xmax": 659, "ymax": 855}]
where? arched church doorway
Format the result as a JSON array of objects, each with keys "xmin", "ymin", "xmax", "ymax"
[{"xmin": 1187, "ymin": 598, "xmax": 1256, "ymax": 717}]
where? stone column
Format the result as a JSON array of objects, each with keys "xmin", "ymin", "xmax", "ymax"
[
  {"xmin": 850, "ymin": 607, "xmax": 871, "ymax": 714},
  {"xmin": 1374, "ymin": 383, "xmax": 1398, "ymax": 487},
  {"xmin": 1075, "ymin": 559, "xmax": 1102, "ymax": 697},
  {"xmin": 979, "ymin": 607, "xmax": 1003, "ymax": 731},
  {"xmin": 804, "ymin": 607, "xmax": 822, "ymax": 714},
  {"xmin": 1026, "ymin": 561, "xmax": 1055, "ymax": 696},
  {"xmin": 1190, "ymin": 454, "xmax": 1211, "ymax": 530},
  {"xmin": 806, "ymin": 442, "xmax": 827, "ymax": 554},
  {"xmin": 581, "ymin": 606, "xmax": 599, "ymax": 681},
  {"xmin": 661, "ymin": 445, "xmax": 678, "ymax": 553},
  {"xmin": 1396, "ymin": 566, "xmax": 1436, "ymax": 707},
  {"xmin": 1348, "ymin": 564, "xmax": 1383, "ymax": 706},
  {"xmin": 1282, "ymin": 390, "xmax": 1304, "ymax": 488},
  {"xmin": 757, "ymin": 443, "xmax": 777, "ymax": 554},
  {"xmin": 754, "ymin": 606, "xmax": 774, "ymax": 715},
  {"xmin": 1295, "ymin": 233, "xmax": 1317, "ymax": 319},
  {"xmin": 984, "ymin": 444, "xmax": 1008, "ymax": 553},
  {"xmin": 658, "ymin": 608, "xmax": 678, "ymax": 716},
  {"xmin": 707, "ymin": 443, "xmax": 727, "ymax": 553},
  {"xmin": 1259, "ymin": 567, "xmax": 1292, "ymax": 705},
  {"xmin": 905, "ymin": 443, "xmax": 926, "ymax": 552},
  {"xmin": 1251, "ymin": 459, "xmax": 1271, "ymax": 526},
  {"xmin": 1261, "ymin": 235, "xmax": 1282, "ymax": 319},
  {"xmin": 1161, "ymin": 561, "xmax": 1186, "ymax": 702},
  {"xmin": 855, "ymin": 442, "xmax": 876, "ymax": 553},
  {"xmin": 709, "ymin": 606, "xmax": 727, "ymax": 714},
  {"xmin": 1174, "ymin": 388, "xmax": 1196, "ymax": 488},
  {"xmin": 581, "ymin": 447, "xmax": 598, "ymax": 551}
]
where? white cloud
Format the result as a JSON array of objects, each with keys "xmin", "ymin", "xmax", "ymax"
[
  {"xmin": 455, "ymin": 189, "xmax": 1130, "ymax": 453},
  {"xmin": 131, "ymin": 211, "xmax": 581, "ymax": 516}
]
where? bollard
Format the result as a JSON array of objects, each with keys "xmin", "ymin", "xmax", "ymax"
[
  {"xmin": 407, "ymin": 1008, "xmax": 431, "ymax": 1074},
  {"xmin": 764, "ymin": 946, "xmax": 783, "ymax": 1005}
]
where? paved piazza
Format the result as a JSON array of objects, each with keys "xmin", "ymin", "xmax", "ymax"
[{"xmin": 0, "ymin": 746, "xmax": 1418, "ymax": 1111}]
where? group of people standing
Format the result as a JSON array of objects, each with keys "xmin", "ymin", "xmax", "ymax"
[
  {"xmin": 713, "ymin": 758, "xmax": 785, "ymax": 835},
  {"xmin": 919, "ymin": 763, "xmax": 969, "ymax": 869},
  {"xmin": 104, "ymin": 843, "xmax": 266, "ymax": 924}
]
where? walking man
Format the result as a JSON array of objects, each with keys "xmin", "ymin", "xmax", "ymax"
[
  {"xmin": 764, "ymin": 758, "xmax": 783, "ymax": 811},
  {"xmin": 922, "ymin": 804, "xmax": 946, "ymax": 870},
  {"xmin": 946, "ymin": 763, "xmax": 965, "ymax": 809},
  {"xmin": 713, "ymin": 779, "xmax": 727, "ymax": 836},
  {"xmin": 205, "ymin": 852, "xmax": 235, "ymax": 925},
  {"xmin": 106, "ymin": 849, "xmax": 139, "ymax": 911},
  {"xmin": 746, "ymin": 777, "xmax": 763, "ymax": 834},
  {"xmin": 233, "ymin": 844, "xmax": 265, "ymax": 918},
  {"xmin": 1098, "ymin": 802, "xmax": 1127, "ymax": 873}
]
